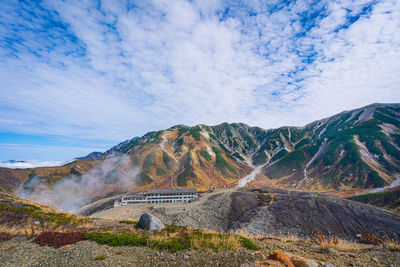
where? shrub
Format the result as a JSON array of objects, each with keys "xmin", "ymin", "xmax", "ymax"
[
  {"xmin": 119, "ymin": 220, "xmax": 138, "ymax": 225},
  {"xmin": 94, "ymin": 255, "xmax": 106, "ymax": 260},
  {"xmin": 239, "ymin": 236, "xmax": 260, "ymax": 251},
  {"xmin": 151, "ymin": 236, "xmax": 191, "ymax": 252},
  {"xmin": 84, "ymin": 233, "xmax": 148, "ymax": 247}
]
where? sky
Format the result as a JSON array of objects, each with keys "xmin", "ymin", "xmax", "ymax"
[{"xmin": 0, "ymin": 0, "xmax": 400, "ymax": 163}]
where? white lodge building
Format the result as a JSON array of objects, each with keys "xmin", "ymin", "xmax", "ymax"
[{"xmin": 114, "ymin": 189, "xmax": 198, "ymax": 207}]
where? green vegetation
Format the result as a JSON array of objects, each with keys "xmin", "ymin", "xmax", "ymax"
[
  {"xmin": 295, "ymin": 138, "xmax": 311, "ymax": 149},
  {"xmin": 163, "ymin": 152, "xmax": 171, "ymax": 169},
  {"xmin": 209, "ymin": 133, "xmax": 216, "ymax": 140},
  {"xmin": 266, "ymin": 150, "xmax": 306, "ymax": 179},
  {"xmin": 156, "ymin": 168, "xmax": 166, "ymax": 176},
  {"xmin": 175, "ymin": 137, "xmax": 184, "ymax": 146},
  {"xmin": 391, "ymin": 133, "xmax": 400, "ymax": 147},
  {"xmin": 176, "ymin": 125, "xmax": 189, "ymax": 137},
  {"xmin": 348, "ymin": 188, "xmax": 400, "ymax": 214},
  {"xmin": 232, "ymin": 152, "xmax": 245, "ymax": 162},
  {"xmin": 177, "ymin": 153, "xmax": 198, "ymax": 186},
  {"xmin": 289, "ymin": 128, "xmax": 306, "ymax": 142},
  {"xmin": 0, "ymin": 202, "xmax": 87, "ymax": 225},
  {"xmin": 243, "ymin": 135, "xmax": 257, "ymax": 149},
  {"xmin": 94, "ymin": 255, "xmax": 106, "ymax": 261},
  {"xmin": 366, "ymin": 171, "xmax": 385, "ymax": 188},
  {"xmin": 83, "ymin": 231, "xmax": 259, "ymax": 253},
  {"xmin": 70, "ymin": 167, "xmax": 81, "ymax": 176},
  {"xmin": 188, "ymin": 126, "xmax": 202, "ymax": 141},
  {"xmin": 119, "ymin": 220, "xmax": 138, "ymax": 225},
  {"xmin": 142, "ymin": 154, "xmax": 154, "ymax": 169},
  {"xmin": 212, "ymin": 147, "xmax": 237, "ymax": 176},
  {"xmin": 375, "ymin": 108, "xmax": 400, "ymax": 128},
  {"xmin": 271, "ymin": 149, "xmax": 288, "ymax": 162},
  {"xmin": 84, "ymin": 233, "xmax": 148, "ymax": 247},
  {"xmin": 199, "ymin": 150, "xmax": 212, "ymax": 161},
  {"xmin": 253, "ymin": 151, "xmax": 267, "ymax": 165},
  {"xmin": 135, "ymin": 172, "xmax": 152, "ymax": 186},
  {"xmin": 239, "ymin": 236, "xmax": 260, "ymax": 250}
]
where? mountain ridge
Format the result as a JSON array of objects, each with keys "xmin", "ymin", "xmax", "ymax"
[{"xmin": 1, "ymin": 103, "xmax": 400, "ymax": 203}]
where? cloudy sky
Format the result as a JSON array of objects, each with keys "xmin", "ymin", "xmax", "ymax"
[{"xmin": 0, "ymin": 0, "xmax": 399, "ymax": 162}]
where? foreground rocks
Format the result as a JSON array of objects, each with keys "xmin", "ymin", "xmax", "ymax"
[
  {"xmin": 136, "ymin": 213, "xmax": 166, "ymax": 231},
  {"xmin": 1, "ymin": 234, "xmax": 399, "ymax": 267}
]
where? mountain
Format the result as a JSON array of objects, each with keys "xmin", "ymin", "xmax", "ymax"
[{"xmin": 1, "ymin": 103, "xmax": 400, "ymax": 199}]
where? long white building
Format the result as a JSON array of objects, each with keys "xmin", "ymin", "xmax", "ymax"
[{"xmin": 114, "ymin": 188, "xmax": 198, "ymax": 207}]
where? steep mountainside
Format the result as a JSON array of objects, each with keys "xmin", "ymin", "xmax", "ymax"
[{"xmin": 2, "ymin": 103, "xmax": 400, "ymax": 199}]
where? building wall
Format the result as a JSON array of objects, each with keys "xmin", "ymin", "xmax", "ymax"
[{"xmin": 116, "ymin": 192, "xmax": 197, "ymax": 206}]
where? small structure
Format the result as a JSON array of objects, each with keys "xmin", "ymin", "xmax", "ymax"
[{"xmin": 114, "ymin": 188, "xmax": 198, "ymax": 207}]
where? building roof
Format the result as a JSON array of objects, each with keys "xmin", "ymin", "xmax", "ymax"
[
  {"xmin": 123, "ymin": 193, "xmax": 146, "ymax": 198},
  {"xmin": 146, "ymin": 188, "xmax": 197, "ymax": 194}
]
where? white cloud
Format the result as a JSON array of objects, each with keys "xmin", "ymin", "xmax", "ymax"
[
  {"xmin": 0, "ymin": 0, "xmax": 399, "ymax": 151},
  {"xmin": 0, "ymin": 159, "xmax": 71, "ymax": 169}
]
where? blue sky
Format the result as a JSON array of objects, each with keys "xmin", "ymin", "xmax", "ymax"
[{"xmin": 1, "ymin": 0, "xmax": 400, "ymax": 163}]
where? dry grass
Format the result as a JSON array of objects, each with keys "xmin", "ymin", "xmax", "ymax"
[
  {"xmin": 312, "ymin": 230, "xmax": 373, "ymax": 252},
  {"xmin": 319, "ymin": 238, "xmax": 374, "ymax": 252},
  {"xmin": 189, "ymin": 233, "xmax": 242, "ymax": 252},
  {"xmin": 386, "ymin": 241, "xmax": 400, "ymax": 251}
]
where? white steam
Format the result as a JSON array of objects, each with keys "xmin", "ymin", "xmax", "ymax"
[{"xmin": 15, "ymin": 155, "xmax": 138, "ymax": 213}]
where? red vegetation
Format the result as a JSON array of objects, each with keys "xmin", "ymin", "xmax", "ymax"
[
  {"xmin": 0, "ymin": 232, "xmax": 13, "ymax": 242},
  {"xmin": 33, "ymin": 231, "xmax": 86, "ymax": 248},
  {"xmin": 362, "ymin": 232, "xmax": 384, "ymax": 244}
]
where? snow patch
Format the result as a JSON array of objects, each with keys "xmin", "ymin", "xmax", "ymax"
[
  {"xmin": 159, "ymin": 132, "xmax": 170, "ymax": 150},
  {"xmin": 237, "ymin": 152, "xmax": 271, "ymax": 188},
  {"xmin": 345, "ymin": 110, "xmax": 361, "ymax": 123},
  {"xmin": 356, "ymin": 107, "xmax": 375, "ymax": 123},
  {"xmin": 297, "ymin": 138, "xmax": 328, "ymax": 187},
  {"xmin": 354, "ymin": 136, "xmax": 381, "ymax": 166},
  {"xmin": 206, "ymin": 145, "xmax": 215, "ymax": 159},
  {"xmin": 379, "ymin": 123, "xmax": 399, "ymax": 136},
  {"xmin": 200, "ymin": 129, "xmax": 210, "ymax": 140},
  {"xmin": 369, "ymin": 174, "xmax": 400, "ymax": 193}
]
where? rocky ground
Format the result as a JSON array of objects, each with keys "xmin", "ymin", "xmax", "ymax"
[
  {"xmin": 1, "ymin": 235, "xmax": 399, "ymax": 267},
  {"xmin": 90, "ymin": 187, "xmax": 400, "ymax": 240}
]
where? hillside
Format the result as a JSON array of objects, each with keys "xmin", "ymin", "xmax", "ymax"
[
  {"xmin": 349, "ymin": 186, "xmax": 400, "ymax": 214},
  {"xmin": 1, "ymin": 103, "xmax": 400, "ymax": 207},
  {"xmin": 90, "ymin": 187, "xmax": 400, "ymax": 241},
  {"xmin": 1, "ymin": 190, "xmax": 399, "ymax": 267}
]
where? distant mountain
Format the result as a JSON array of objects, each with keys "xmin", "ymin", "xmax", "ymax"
[
  {"xmin": 0, "ymin": 160, "xmax": 70, "ymax": 169},
  {"xmin": 1, "ymin": 103, "xmax": 400, "ymax": 198}
]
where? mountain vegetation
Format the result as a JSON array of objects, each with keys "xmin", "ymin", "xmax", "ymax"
[{"xmin": 1, "ymin": 103, "xmax": 400, "ymax": 200}]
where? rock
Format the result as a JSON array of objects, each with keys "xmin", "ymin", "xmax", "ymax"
[
  {"xmin": 136, "ymin": 213, "xmax": 166, "ymax": 231},
  {"xmin": 184, "ymin": 254, "xmax": 189, "ymax": 259},
  {"xmin": 356, "ymin": 234, "xmax": 362, "ymax": 238},
  {"xmin": 268, "ymin": 251, "xmax": 294, "ymax": 267},
  {"xmin": 320, "ymin": 247, "xmax": 339, "ymax": 255},
  {"xmin": 241, "ymin": 260, "xmax": 284, "ymax": 267},
  {"xmin": 324, "ymin": 264, "xmax": 334, "ymax": 267},
  {"xmin": 290, "ymin": 255, "xmax": 318, "ymax": 267}
]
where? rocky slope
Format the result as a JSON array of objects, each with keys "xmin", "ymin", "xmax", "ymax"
[
  {"xmin": 2, "ymin": 103, "xmax": 400, "ymax": 203},
  {"xmin": 90, "ymin": 188, "xmax": 400, "ymax": 241}
]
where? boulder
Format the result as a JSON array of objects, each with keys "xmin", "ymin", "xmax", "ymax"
[
  {"xmin": 241, "ymin": 260, "xmax": 284, "ymax": 267},
  {"xmin": 268, "ymin": 251, "xmax": 294, "ymax": 267},
  {"xmin": 136, "ymin": 213, "xmax": 166, "ymax": 231},
  {"xmin": 290, "ymin": 255, "xmax": 318, "ymax": 267}
]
